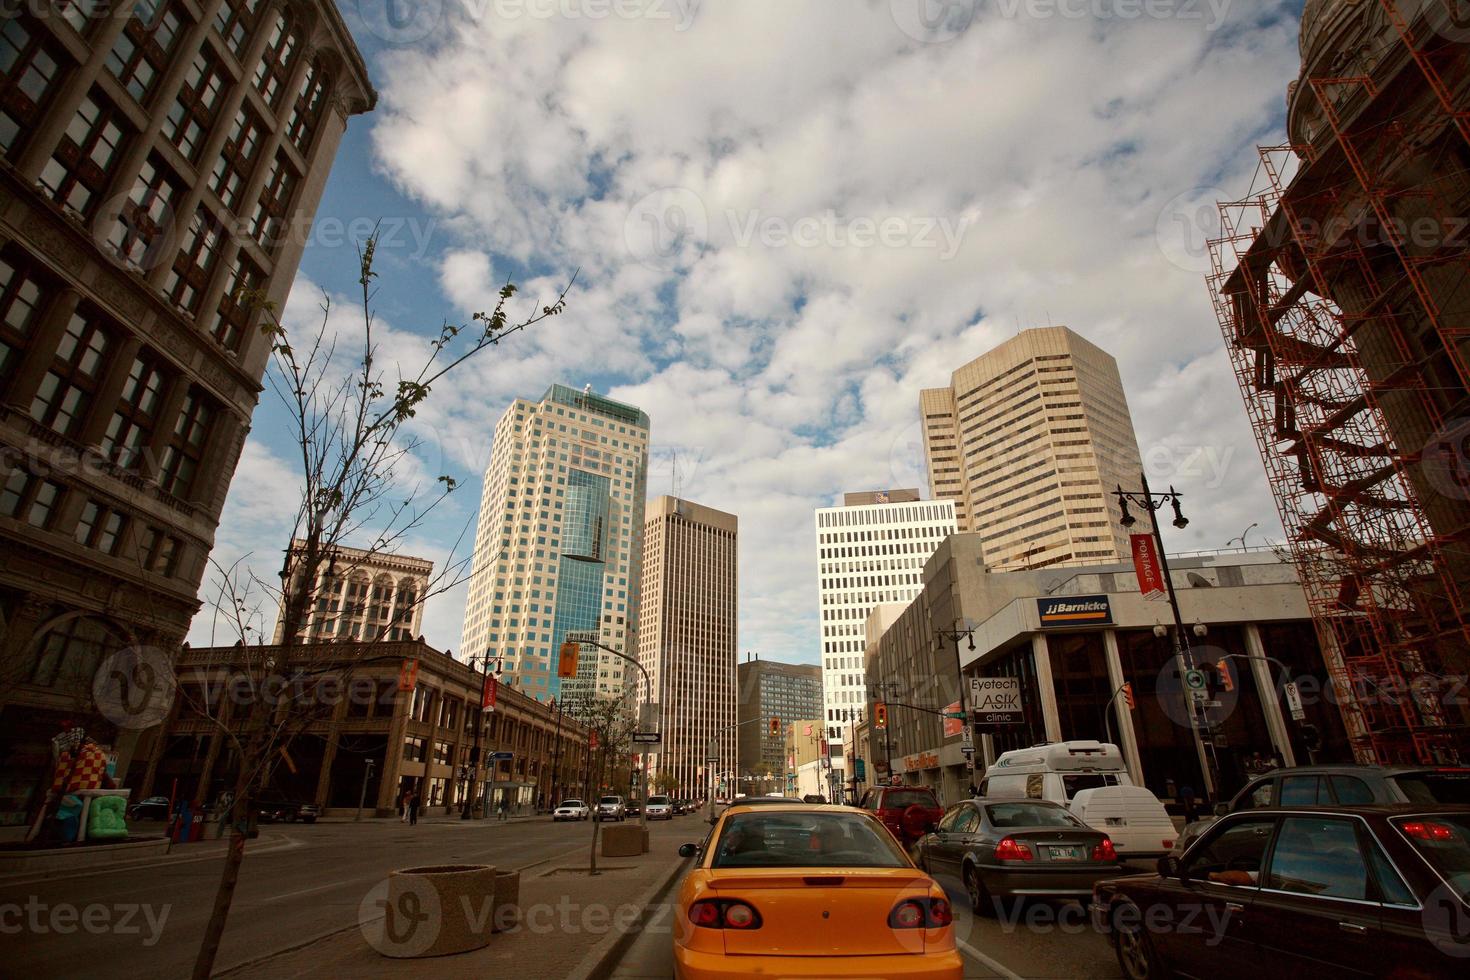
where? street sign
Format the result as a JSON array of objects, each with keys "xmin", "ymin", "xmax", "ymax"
[
  {"xmin": 970, "ymin": 677, "xmax": 1023, "ymax": 728},
  {"xmin": 705, "ymin": 756, "xmax": 720, "ymax": 764},
  {"xmin": 1283, "ymin": 681, "xmax": 1306, "ymax": 721},
  {"xmin": 966, "ymin": 755, "xmax": 975, "ymax": 772},
  {"xmin": 1184, "ymin": 669, "xmax": 1206, "ymax": 690},
  {"xmin": 961, "ymin": 726, "xmax": 973, "ymax": 748},
  {"xmin": 632, "ymin": 732, "xmax": 661, "ymax": 744},
  {"xmin": 854, "ymin": 758, "xmax": 866, "ymax": 780},
  {"xmin": 490, "ymin": 751, "xmax": 513, "ymax": 760}
]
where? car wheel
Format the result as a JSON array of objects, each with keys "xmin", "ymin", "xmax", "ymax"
[
  {"xmin": 964, "ymin": 865, "xmax": 995, "ymax": 918},
  {"xmin": 1114, "ymin": 903, "xmax": 1168, "ymax": 980}
]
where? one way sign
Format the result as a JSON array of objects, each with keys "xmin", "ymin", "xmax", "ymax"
[{"xmin": 969, "ymin": 677, "xmax": 1023, "ymax": 727}]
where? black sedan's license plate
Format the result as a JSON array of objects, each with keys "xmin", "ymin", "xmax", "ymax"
[{"xmin": 1048, "ymin": 845, "xmax": 1083, "ymax": 861}]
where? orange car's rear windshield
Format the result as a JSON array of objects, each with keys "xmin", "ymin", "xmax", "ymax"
[{"xmin": 712, "ymin": 811, "xmax": 910, "ymax": 869}]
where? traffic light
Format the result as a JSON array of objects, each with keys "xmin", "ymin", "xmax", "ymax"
[
  {"xmin": 557, "ymin": 640, "xmax": 580, "ymax": 678},
  {"xmin": 1122, "ymin": 683, "xmax": 1135, "ymax": 710},
  {"xmin": 769, "ymin": 716, "xmax": 780, "ymax": 737},
  {"xmin": 1300, "ymin": 723, "xmax": 1322, "ymax": 753},
  {"xmin": 1217, "ymin": 659, "xmax": 1234, "ymax": 693},
  {"xmin": 874, "ymin": 702, "xmax": 888, "ymax": 729}
]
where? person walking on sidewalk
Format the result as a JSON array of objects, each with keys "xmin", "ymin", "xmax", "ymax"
[
  {"xmin": 498, "ymin": 797, "xmax": 508, "ymax": 821},
  {"xmin": 408, "ymin": 791, "xmax": 420, "ymax": 826}
]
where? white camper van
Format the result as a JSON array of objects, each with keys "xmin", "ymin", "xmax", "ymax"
[{"xmin": 979, "ymin": 741, "xmax": 1177, "ymax": 858}]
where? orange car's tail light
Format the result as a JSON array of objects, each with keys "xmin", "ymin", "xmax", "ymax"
[
  {"xmin": 1401, "ymin": 821, "xmax": 1458, "ymax": 841},
  {"xmin": 1092, "ymin": 837, "xmax": 1118, "ymax": 862},
  {"xmin": 995, "ymin": 837, "xmax": 1034, "ymax": 861},
  {"xmin": 888, "ymin": 897, "xmax": 952, "ymax": 929},
  {"xmin": 688, "ymin": 899, "xmax": 762, "ymax": 929}
]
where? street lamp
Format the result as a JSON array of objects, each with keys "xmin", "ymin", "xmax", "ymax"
[
  {"xmin": 936, "ymin": 622, "xmax": 978, "ymax": 778},
  {"xmin": 461, "ymin": 650, "xmax": 497, "ymax": 820}
]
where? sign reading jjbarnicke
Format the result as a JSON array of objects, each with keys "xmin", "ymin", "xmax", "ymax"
[{"xmin": 1037, "ymin": 595, "xmax": 1113, "ymax": 628}]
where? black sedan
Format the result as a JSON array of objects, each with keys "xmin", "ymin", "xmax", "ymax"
[
  {"xmin": 1091, "ymin": 804, "xmax": 1470, "ymax": 979},
  {"xmin": 128, "ymin": 796, "xmax": 172, "ymax": 821},
  {"xmin": 916, "ymin": 798, "xmax": 1124, "ymax": 915}
]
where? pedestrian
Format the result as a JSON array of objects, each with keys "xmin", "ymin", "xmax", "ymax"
[
  {"xmin": 408, "ymin": 791, "xmax": 420, "ymax": 827},
  {"xmin": 399, "ymin": 790, "xmax": 408, "ymax": 823},
  {"xmin": 1179, "ymin": 783, "xmax": 1197, "ymax": 824},
  {"xmin": 498, "ymin": 797, "xmax": 508, "ymax": 821}
]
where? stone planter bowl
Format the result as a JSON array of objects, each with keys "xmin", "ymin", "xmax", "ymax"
[
  {"xmin": 379, "ymin": 864, "xmax": 496, "ymax": 958},
  {"xmin": 492, "ymin": 869, "xmax": 520, "ymax": 933}
]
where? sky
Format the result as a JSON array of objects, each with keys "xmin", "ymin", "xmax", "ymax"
[{"xmin": 187, "ymin": 0, "xmax": 1309, "ymax": 664}]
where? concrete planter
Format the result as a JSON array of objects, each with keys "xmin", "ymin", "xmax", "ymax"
[
  {"xmin": 378, "ymin": 864, "xmax": 496, "ymax": 958},
  {"xmin": 601, "ymin": 824, "xmax": 645, "ymax": 857},
  {"xmin": 492, "ymin": 869, "xmax": 520, "ymax": 932}
]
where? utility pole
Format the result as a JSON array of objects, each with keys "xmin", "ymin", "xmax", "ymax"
[
  {"xmin": 936, "ymin": 622, "xmax": 978, "ymax": 784},
  {"xmin": 355, "ymin": 758, "xmax": 374, "ymax": 822},
  {"xmin": 462, "ymin": 651, "xmax": 494, "ymax": 819}
]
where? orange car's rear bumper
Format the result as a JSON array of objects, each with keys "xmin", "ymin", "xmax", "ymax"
[{"xmin": 673, "ymin": 944, "xmax": 964, "ymax": 979}]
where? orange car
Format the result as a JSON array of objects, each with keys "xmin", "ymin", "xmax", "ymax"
[{"xmin": 672, "ymin": 803, "xmax": 963, "ymax": 979}]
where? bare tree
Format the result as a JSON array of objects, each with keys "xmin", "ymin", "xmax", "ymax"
[{"xmin": 187, "ymin": 234, "xmax": 573, "ymax": 980}]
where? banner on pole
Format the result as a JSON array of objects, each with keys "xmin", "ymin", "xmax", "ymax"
[{"xmin": 1131, "ymin": 534, "xmax": 1168, "ymax": 601}]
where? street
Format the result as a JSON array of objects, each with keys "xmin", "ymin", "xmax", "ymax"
[{"xmin": 0, "ymin": 815, "xmax": 605, "ymax": 978}]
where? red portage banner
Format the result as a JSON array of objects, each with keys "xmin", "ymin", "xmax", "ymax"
[
  {"xmin": 1131, "ymin": 534, "xmax": 1167, "ymax": 600},
  {"xmin": 481, "ymin": 674, "xmax": 497, "ymax": 710}
]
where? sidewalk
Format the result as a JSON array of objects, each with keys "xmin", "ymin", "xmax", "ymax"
[{"xmin": 221, "ymin": 819, "xmax": 695, "ymax": 979}]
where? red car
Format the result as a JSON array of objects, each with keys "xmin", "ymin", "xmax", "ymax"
[{"xmin": 859, "ymin": 785, "xmax": 944, "ymax": 847}]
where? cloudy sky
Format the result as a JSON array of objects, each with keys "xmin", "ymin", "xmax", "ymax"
[{"xmin": 188, "ymin": 0, "xmax": 1307, "ymax": 663}]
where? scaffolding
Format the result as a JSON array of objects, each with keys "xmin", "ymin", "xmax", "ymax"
[{"xmin": 1207, "ymin": 0, "xmax": 1470, "ymax": 765}]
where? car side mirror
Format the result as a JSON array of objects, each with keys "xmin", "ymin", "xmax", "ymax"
[
  {"xmin": 1156, "ymin": 855, "xmax": 1185, "ymax": 880},
  {"xmin": 678, "ymin": 843, "xmax": 699, "ymax": 858},
  {"xmin": 1213, "ymin": 802, "xmax": 1229, "ymax": 818}
]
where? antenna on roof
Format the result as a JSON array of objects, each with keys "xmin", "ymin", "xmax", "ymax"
[{"xmin": 671, "ymin": 448, "xmax": 682, "ymax": 499}]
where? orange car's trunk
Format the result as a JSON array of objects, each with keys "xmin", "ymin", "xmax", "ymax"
[{"xmin": 707, "ymin": 868, "xmax": 934, "ymax": 957}]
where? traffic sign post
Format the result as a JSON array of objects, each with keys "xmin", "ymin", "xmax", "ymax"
[
  {"xmin": 632, "ymin": 732, "xmax": 661, "ymax": 744},
  {"xmin": 1283, "ymin": 681, "xmax": 1306, "ymax": 721}
]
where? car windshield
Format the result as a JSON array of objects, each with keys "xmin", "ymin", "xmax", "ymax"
[
  {"xmin": 711, "ymin": 811, "xmax": 911, "ymax": 869},
  {"xmin": 1395, "ymin": 815, "xmax": 1470, "ymax": 901},
  {"xmin": 1391, "ymin": 771, "xmax": 1470, "ymax": 805},
  {"xmin": 986, "ymin": 802, "xmax": 1080, "ymax": 828},
  {"xmin": 560, "ymin": 800, "xmax": 583, "ymax": 807},
  {"xmin": 880, "ymin": 790, "xmax": 936, "ymax": 809},
  {"xmin": 600, "ymin": 797, "xmax": 620, "ymax": 805},
  {"xmin": 648, "ymin": 796, "xmax": 670, "ymax": 805}
]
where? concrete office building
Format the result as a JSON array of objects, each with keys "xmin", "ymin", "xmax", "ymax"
[
  {"xmin": 638, "ymin": 496, "xmax": 738, "ymax": 798},
  {"xmin": 735, "ymin": 655, "xmax": 821, "ymax": 796},
  {"xmin": 272, "ymin": 539, "xmax": 433, "ymax": 643},
  {"xmin": 863, "ymin": 533, "xmax": 1346, "ymax": 805},
  {"xmin": 0, "ymin": 1, "xmax": 373, "ymax": 826},
  {"xmin": 814, "ymin": 490, "xmax": 956, "ymax": 773},
  {"xmin": 459, "ymin": 385, "xmax": 650, "ymax": 708},
  {"xmin": 920, "ymin": 327, "xmax": 1144, "ymax": 570}
]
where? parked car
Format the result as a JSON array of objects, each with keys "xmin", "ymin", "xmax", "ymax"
[
  {"xmin": 625, "ymin": 799, "xmax": 642, "ymax": 817},
  {"xmin": 673, "ymin": 802, "xmax": 962, "ymax": 978},
  {"xmin": 1172, "ymin": 763, "xmax": 1470, "ymax": 854},
  {"xmin": 917, "ymin": 798, "xmax": 1123, "ymax": 915},
  {"xmin": 672, "ymin": 798, "xmax": 692, "ymax": 814},
  {"xmin": 802, "ymin": 793, "xmax": 828, "ymax": 804},
  {"xmin": 646, "ymin": 795, "xmax": 674, "ymax": 820},
  {"xmin": 857, "ymin": 784, "xmax": 944, "ymax": 848},
  {"xmin": 128, "ymin": 796, "xmax": 172, "ymax": 821},
  {"xmin": 257, "ymin": 798, "xmax": 320, "ymax": 823},
  {"xmin": 553, "ymin": 799, "xmax": 590, "ymax": 821},
  {"xmin": 1091, "ymin": 804, "xmax": 1470, "ymax": 980},
  {"xmin": 596, "ymin": 795, "xmax": 627, "ymax": 821}
]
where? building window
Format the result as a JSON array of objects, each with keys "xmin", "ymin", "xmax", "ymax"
[
  {"xmin": 210, "ymin": 105, "xmax": 264, "ymax": 211},
  {"xmin": 100, "ymin": 350, "xmax": 171, "ymax": 470},
  {"xmin": 75, "ymin": 499, "xmax": 126, "ymax": 555},
  {"xmin": 106, "ymin": 1, "xmax": 185, "ymax": 104},
  {"xmin": 38, "ymin": 89, "xmax": 130, "ymax": 216},
  {"xmin": 403, "ymin": 736, "xmax": 426, "ymax": 762},
  {"xmin": 0, "ymin": 17, "xmax": 64, "ymax": 157},
  {"xmin": 208, "ymin": 254, "xmax": 263, "ymax": 352},
  {"xmin": 164, "ymin": 206, "xmax": 224, "ymax": 314},
  {"xmin": 163, "ymin": 48, "xmax": 226, "ymax": 161},
  {"xmin": 137, "ymin": 527, "xmax": 180, "ymax": 576},
  {"xmin": 31, "ymin": 616, "xmax": 113, "ymax": 688},
  {"xmin": 157, "ymin": 386, "xmax": 214, "ymax": 497},
  {"xmin": 30, "ymin": 305, "xmax": 112, "ymax": 439},
  {"xmin": 286, "ymin": 57, "xmax": 328, "ymax": 155},
  {"xmin": 0, "ymin": 469, "xmax": 63, "ymax": 529},
  {"xmin": 214, "ymin": 0, "xmax": 263, "ymax": 60},
  {"xmin": 249, "ymin": 151, "xmax": 299, "ymax": 250},
  {"xmin": 252, "ymin": 7, "xmax": 298, "ymax": 108},
  {"xmin": 0, "ymin": 248, "xmax": 49, "ymax": 390},
  {"xmin": 110, "ymin": 154, "xmax": 184, "ymax": 269}
]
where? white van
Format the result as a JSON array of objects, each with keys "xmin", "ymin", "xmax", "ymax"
[{"xmin": 979, "ymin": 740, "xmax": 1178, "ymax": 858}]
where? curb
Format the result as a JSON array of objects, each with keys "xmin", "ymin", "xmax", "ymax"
[{"xmin": 565, "ymin": 852, "xmax": 692, "ymax": 980}]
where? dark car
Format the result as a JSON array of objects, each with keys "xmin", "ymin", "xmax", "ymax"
[
  {"xmin": 257, "ymin": 798, "xmax": 321, "ymax": 823},
  {"xmin": 1174, "ymin": 763, "xmax": 1470, "ymax": 853},
  {"xmin": 858, "ymin": 785, "xmax": 944, "ymax": 848},
  {"xmin": 918, "ymin": 799, "xmax": 1123, "ymax": 915},
  {"xmin": 1092, "ymin": 804, "xmax": 1470, "ymax": 979},
  {"xmin": 128, "ymin": 796, "xmax": 172, "ymax": 821},
  {"xmin": 625, "ymin": 799, "xmax": 642, "ymax": 817}
]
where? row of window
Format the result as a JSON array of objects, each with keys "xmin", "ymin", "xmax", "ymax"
[{"xmin": 0, "ymin": 468, "xmax": 182, "ymax": 576}]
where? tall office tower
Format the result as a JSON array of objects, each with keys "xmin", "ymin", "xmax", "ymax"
[
  {"xmin": 638, "ymin": 496, "xmax": 737, "ymax": 796},
  {"xmin": 0, "ymin": 2, "xmax": 373, "ymax": 823},
  {"xmin": 920, "ymin": 326, "xmax": 1144, "ymax": 570},
  {"xmin": 460, "ymin": 385, "xmax": 650, "ymax": 706},
  {"xmin": 735, "ymin": 655, "xmax": 823, "ymax": 794},
  {"xmin": 272, "ymin": 539, "xmax": 433, "ymax": 643},
  {"xmin": 814, "ymin": 491, "xmax": 957, "ymax": 766}
]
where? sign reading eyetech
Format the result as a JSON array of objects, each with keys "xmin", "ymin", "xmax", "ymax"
[
  {"xmin": 1037, "ymin": 595, "xmax": 1113, "ymax": 628},
  {"xmin": 970, "ymin": 677, "xmax": 1023, "ymax": 727}
]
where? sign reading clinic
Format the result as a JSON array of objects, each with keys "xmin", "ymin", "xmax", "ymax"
[
  {"xmin": 970, "ymin": 677, "xmax": 1023, "ymax": 727},
  {"xmin": 1037, "ymin": 595, "xmax": 1113, "ymax": 628}
]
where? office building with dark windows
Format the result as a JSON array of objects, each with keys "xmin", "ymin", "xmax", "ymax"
[
  {"xmin": 736, "ymin": 655, "xmax": 822, "ymax": 794},
  {"xmin": 0, "ymin": 1, "xmax": 374, "ymax": 826}
]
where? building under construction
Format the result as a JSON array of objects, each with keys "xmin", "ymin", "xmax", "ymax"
[{"xmin": 1210, "ymin": 0, "xmax": 1470, "ymax": 765}]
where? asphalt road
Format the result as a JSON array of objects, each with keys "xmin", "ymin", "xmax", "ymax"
[{"xmin": 0, "ymin": 814, "xmax": 611, "ymax": 979}]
